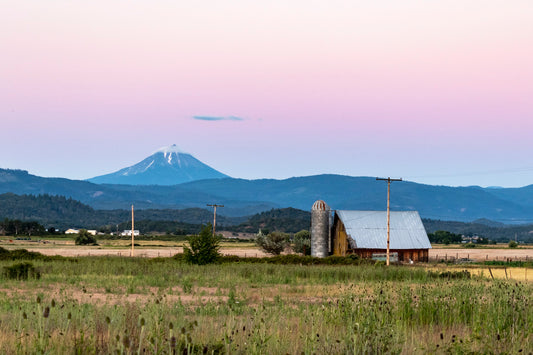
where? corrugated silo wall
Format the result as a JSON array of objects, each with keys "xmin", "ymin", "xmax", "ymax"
[{"xmin": 311, "ymin": 209, "xmax": 329, "ymax": 257}]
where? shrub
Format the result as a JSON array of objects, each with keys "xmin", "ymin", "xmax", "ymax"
[
  {"xmin": 75, "ymin": 229, "xmax": 98, "ymax": 245},
  {"xmin": 2, "ymin": 262, "xmax": 41, "ymax": 280},
  {"xmin": 256, "ymin": 231, "xmax": 289, "ymax": 255},
  {"xmin": 464, "ymin": 243, "xmax": 476, "ymax": 248},
  {"xmin": 427, "ymin": 270, "xmax": 471, "ymax": 279},
  {"xmin": 0, "ymin": 246, "xmax": 10, "ymax": 258},
  {"xmin": 183, "ymin": 224, "xmax": 221, "ymax": 265},
  {"xmin": 0, "ymin": 247, "xmax": 55, "ymax": 261},
  {"xmin": 292, "ymin": 230, "xmax": 311, "ymax": 255},
  {"xmin": 508, "ymin": 240, "xmax": 518, "ymax": 248}
]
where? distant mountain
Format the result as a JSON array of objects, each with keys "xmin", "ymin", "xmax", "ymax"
[
  {"xmin": 88, "ymin": 145, "xmax": 229, "ymax": 185},
  {"xmin": 177, "ymin": 175, "xmax": 533, "ymax": 223},
  {"xmin": 2, "ymin": 168, "xmax": 533, "ymax": 223},
  {"xmin": 471, "ymin": 218, "xmax": 506, "ymax": 227},
  {"xmin": 0, "ymin": 169, "xmax": 275, "ymax": 215}
]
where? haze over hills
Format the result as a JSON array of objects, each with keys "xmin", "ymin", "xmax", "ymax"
[
  {"xmin": 88, "ymin": 145, "xmax": 229, "ymax": 185},
  {"xmin": 2, "ymin": 167, "xmax": 533, "ymax": 223}
]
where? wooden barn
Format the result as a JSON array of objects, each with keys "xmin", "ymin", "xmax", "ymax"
[{"xmin": 331, "ymin": 210, "xmax": 431, "ymax": 262}]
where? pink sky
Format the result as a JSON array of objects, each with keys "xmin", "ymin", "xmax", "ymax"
[{"xmin": 1, "ymin": 1, "xmax": 532, "ymax": 187}]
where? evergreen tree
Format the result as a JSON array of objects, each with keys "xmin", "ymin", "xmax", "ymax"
[
  {"xmin": 183, "ymin": 224, "xmax": 221, "ymax": 265},
  {"xmin": 75, "ymin": 229, "xmax": 97, "ymax": 245}
]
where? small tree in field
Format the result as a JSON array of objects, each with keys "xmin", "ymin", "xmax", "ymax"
[
  {"xmin": 508, "ymin": 240, "xmax": 518, "ymax": 248},
  {"xmin": 75, "ymin": 229, "xmax": 97, "ymax": 245},
  {"xmin": 183, "ymin": 224, "xmax": 221, "ymax": 265},
  {"xmin": 293, "ymin": 229, "xmax": 311, "ymax": 255},
  {"xmin": 256, "ymin": 231, "xmax": 289, "ymax": 255}
]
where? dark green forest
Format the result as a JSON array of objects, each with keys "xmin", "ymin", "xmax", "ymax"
[
  {"xmin": 0, "ymin": 193, "xmax": 244, "ymax": 230},
  {"xmin": 226, "ymin": 207, "xmax": 311, "ymax": 234},
  {"xmin": 1, "ymin": 193, "xmax": 533, "ymax": 242}
]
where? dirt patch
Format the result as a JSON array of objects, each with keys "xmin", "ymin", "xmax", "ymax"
[{"xmin": 0, "ymin": 244, "xmax": 270, "ymax": 258}]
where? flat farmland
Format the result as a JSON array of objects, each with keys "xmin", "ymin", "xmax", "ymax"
[
  {"xmin": 429, "ymin": 246, "xmax": 533, "ymax": 261},
  {"xmin": 1, "ymin": 238, "xmax": 531, "ymax": 261},
  {"xmin": 0, "ymin": 238, "xmax": 270, "ymax": 258}
]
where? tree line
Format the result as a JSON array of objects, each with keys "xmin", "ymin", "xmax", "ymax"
[
  {"xmin": 1, "ymin": 193, "xmax": 533, "ymax": 242},
  {"xmin": 0, "ymin": 218, "xmax": 46, "ymax": 236}
]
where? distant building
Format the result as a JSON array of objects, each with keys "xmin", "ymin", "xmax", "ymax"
[
  {"xmin": 120, "ymin": 230, "xmax": 140, "ymax": 236},
  {"xmin": 65, "ymin": 229, "xmax": 97, "ymax": 235},
  {"xmin": 462, "ymin": 235, "xmax": 480, "ymax": 243}
]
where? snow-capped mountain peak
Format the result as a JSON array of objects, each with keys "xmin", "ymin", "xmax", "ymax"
[
  {"xmin": 88, "ymin": 145, "xmax": 229, "ymax": 185},
  {"xmin": 154, "ymin": 144, "xmax": 188, "ymax": 156}
]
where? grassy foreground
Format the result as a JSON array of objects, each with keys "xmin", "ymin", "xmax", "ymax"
[{"xmin": 0, "ymin": 256, "xmax": 531, "ymax": 354}]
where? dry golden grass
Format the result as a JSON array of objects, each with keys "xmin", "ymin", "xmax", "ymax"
[{"xmin": 426, "ymin": 265, "xmax": 532, "ymax": 282}]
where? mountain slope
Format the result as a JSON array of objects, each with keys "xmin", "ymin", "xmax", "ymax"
[
  {"xmin": 0, "ymin": 169, "xmax": 276, "ymax": 215},
  {"xmin": 88, "ymin": 145, "xmax": 229, "ymax": 185},
  {"xmin": 2, "ymin": 169, "xmax": 533, "ymax": 223},
  {"xmin": 176, "ymin": 175, "xmax": 533, "ymax": 223}
]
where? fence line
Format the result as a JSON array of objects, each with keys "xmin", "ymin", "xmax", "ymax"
[{"xmin": 429, "ymin": 254, "xmax": 531, "ymax": 263}]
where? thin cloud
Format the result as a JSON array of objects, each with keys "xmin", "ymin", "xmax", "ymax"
[{"xmin": 192, "ymin": 115, "xmax": 245, "ymax": 122}]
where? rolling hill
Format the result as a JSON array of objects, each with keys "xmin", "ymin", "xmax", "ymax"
[{"xmin": 2, "ymin": 168, "xmax": 533, "ymax": 223}]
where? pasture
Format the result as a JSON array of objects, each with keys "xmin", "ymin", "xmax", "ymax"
[{"xmin": 0, "ymin": 253, "xmax": 531, "ymax": 354}]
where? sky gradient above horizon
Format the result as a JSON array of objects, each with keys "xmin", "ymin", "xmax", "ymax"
[{"xmin": 2, "ymin": 1, "xmax": 532, "ymax": 187}]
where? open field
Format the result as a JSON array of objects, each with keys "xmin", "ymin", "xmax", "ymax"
[
  {"xmin": 429, "ymin": 247, "xmax": 533, "ymax": 262},
  {"xmin": 0, "ymin": 255, "xmax": 532, "ymax": 354},
  {"xmin": 2, "ymin": 238, "xmax": 532, "ymax": 261}
]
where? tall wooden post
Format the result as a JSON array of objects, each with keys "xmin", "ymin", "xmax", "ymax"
[
  {"xmin": 376, "ymin": 177, "xmax": 402, "ymax": 266},
  {"xmin": 131, "ymin": 205, "xmax": 135, "ymax": 257},
  {"xmin": 207, "ymin": 204, "xmax": 224, "ymax": 237}
]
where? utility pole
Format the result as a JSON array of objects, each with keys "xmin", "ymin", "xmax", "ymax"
[
  {"xmin": 207, "ymin": 204, "xmax": 224, "ymax": 237},
  {"xmin": 131, "ymin": 205, "xmax": 135, "ymax": 257},
  {"xmin": 376, "ymin": 177, "xmax": 402, "ymax": 266}
]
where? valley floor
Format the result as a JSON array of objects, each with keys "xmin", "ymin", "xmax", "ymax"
[{"xmin": 1, "ymin": 238, "xmax": 531, "ymax": 261}]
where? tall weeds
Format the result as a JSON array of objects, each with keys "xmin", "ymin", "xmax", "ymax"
[{"xmin": 0, "ymin": 256, "xmax": 530, "ymax": 353}]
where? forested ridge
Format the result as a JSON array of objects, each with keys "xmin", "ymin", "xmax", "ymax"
[{"xmin": 1, "ymin": 193, "xmax": 533, "ymax": 241}]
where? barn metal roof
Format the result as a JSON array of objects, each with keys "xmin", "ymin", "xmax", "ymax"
[{"xmin": 336, "ymin": 210, "xmax": 431, "ymax": 250}]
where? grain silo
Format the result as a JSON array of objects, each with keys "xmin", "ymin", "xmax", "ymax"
[{"xmin": 311, "ymin": 200, "xmax": 330, "ymax": 257}]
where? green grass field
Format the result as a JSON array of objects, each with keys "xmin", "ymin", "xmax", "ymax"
[{"xmin": 0, "ymin": 253, "xmax": 531, "ymax": 354}]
